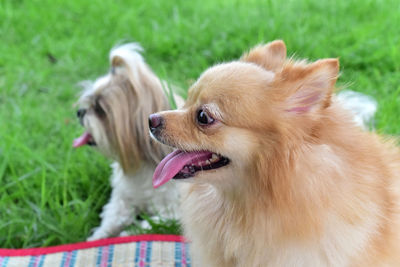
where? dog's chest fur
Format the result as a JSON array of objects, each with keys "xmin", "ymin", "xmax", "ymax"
[
  {"xmin": 181, "ymin": 182, "xmax": 389, "ymax": 267},
  {"xmin": 110, "ymin": 162, "xmax": 180, "ymax": 216}
]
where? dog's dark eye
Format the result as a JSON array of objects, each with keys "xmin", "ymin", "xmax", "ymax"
[
  {"xmin": 94, "ymin": 98, "xmax": 106, "ymax": 118},
  {"xmin": 196, "ymin": 109, "xmax": 214, "ymax": 126}
]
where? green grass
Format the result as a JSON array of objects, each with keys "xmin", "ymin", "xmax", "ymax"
[{"xmin": 0, "ymin": 0, "xmax": 399, "ymax": 248}]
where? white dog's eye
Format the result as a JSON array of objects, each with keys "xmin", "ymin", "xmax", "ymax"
[{"xmin": 197, "ymin": 109, "xmax": 214, "ymax": 126}]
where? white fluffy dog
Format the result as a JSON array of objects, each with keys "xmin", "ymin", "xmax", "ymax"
[{"xmin": 74, "ymin": 44, "xmax": 181, "ymax": 241}]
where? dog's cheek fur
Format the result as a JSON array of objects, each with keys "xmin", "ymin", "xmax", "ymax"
[
  {"xmin": 222, "ymin": 128, "xmax": 258, "ymax": 161},
  {"xmin": 202, "ymin": 128, "xmax": 262, "ymax": 187},
  {"xmin": 83, "ymin": 113, "xmax": 115, "ymax": 157}
]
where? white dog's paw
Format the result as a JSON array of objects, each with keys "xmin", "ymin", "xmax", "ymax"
[
  {"xmin": 139, "ymin": 215, "xmax": 163, "ymax": 230},
  {"xmin": 119, "ymin": 230, "xmax": 130, "ymax": 237},
  {"xmin": 140, "ymin": 219, "xmax": 152, "ymax": 230},
  {"xmin": 87, "ymin": 228, "xmax": 109, "ymax": 241}
]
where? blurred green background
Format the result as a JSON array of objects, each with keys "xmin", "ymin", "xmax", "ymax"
[{"xmin": 0, "ymin": 0, "xmax": 399, "ymax": 248}]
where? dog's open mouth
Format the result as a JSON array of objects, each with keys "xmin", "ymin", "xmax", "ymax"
[
  {"xmin": 153, "ymin": 150, "xmax": 230, "ymax": 188},
  {"xmin": 73, "ymin": 132, "xmax": 96, "ymax": 148}
]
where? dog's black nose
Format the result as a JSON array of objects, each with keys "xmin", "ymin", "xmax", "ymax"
[
  {"xmin": 77, "ymin": 108, "xmax": 86, "ymax": 119},
  {"xmin": 149, "ymin": 114, "xmax": 164, "ymax": 134}
]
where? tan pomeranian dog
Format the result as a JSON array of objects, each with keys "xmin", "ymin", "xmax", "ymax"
[{"xmin": 149, "ymin": 40, "xmax": 400, "ymax": 266}]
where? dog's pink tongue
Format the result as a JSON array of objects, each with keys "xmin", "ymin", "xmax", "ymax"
[
  {"xmin": 73, "ymin": 132, "xmax": 92, "ymax": 148},
  {"xmin": 153, "ymin": 150, "xmax": 212, "ymax": 188}
]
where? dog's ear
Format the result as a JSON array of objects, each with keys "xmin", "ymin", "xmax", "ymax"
[
  {"xmin": 279, "ymin": 58, "xmax": 339, "ymax": 115},
  {"xmin": 109, "ymin": 43, "xmax": 145, "ymax": 77},
  {"xmin": 110, "ymin": 56, "xmax": 130, "ymax": 77},
  {"xmin": 240, "ymin": 40, "xmax": 286, "ymax": 72}
]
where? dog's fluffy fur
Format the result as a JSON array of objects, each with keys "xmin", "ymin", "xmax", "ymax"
[
  {"xmin": 75, "ymin": 44, "xmax": 180, "ymax": 241},
  {"xmin": 151, "ymin": 41, "xmax": 400, "ymax": 266}
]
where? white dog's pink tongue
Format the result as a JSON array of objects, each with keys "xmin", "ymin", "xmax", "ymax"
[
  {"xmin": 73, "ymin": 132, "xmax": 92, "ymax": 148},
  {"xmin": 153, "ymin": 150, "xmax": 212, "ymax": 188}
]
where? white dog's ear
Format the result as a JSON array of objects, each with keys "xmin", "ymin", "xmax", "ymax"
[
  {"xmin": 109, "ymin": 43, "xmax": 144, "ymax": 74},
  {"xmin": 281, "ymin": 58, "xmax": 339, "ymax": 115},
  {"xmin": 241, "ymin": 40, "xmax": 286, "ymax": 72}
]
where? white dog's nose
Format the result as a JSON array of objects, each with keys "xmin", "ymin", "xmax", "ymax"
[{"xmin": 77, "ymin": 108, "xmax": 86, "ymax": 119}]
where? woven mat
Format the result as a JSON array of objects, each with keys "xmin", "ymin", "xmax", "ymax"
[{"xmin": 0, "ymin": 234, "xmax": 191, "ymax": 267}]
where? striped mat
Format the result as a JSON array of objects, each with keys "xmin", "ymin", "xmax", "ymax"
[{"xmin": 0, "ymin": 234, "xmax": 191, "ymax": 267}]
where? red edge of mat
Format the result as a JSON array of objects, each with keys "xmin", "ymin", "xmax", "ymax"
[{"xmin": 0, "ymin": 234, "xmax": 186, "ymax": 257}]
